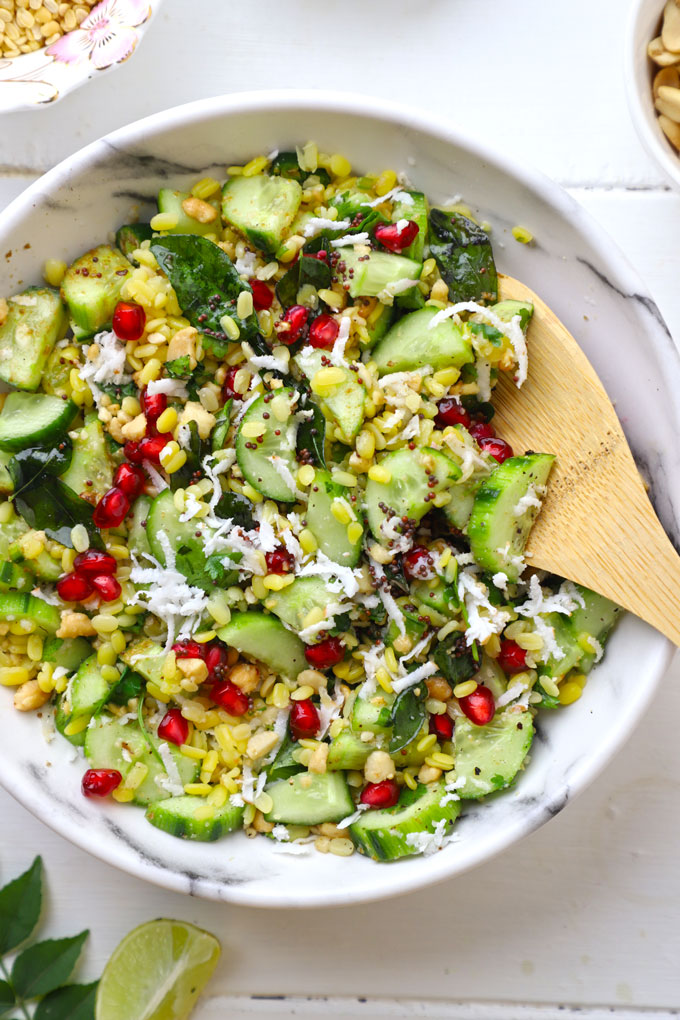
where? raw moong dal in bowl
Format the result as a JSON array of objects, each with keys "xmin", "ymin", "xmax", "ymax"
[{"xmin": 0, "ymin": 91, "xmax": 677, "ymax": 908}]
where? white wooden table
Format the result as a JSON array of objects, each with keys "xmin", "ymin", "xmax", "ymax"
[{"xmin": 2, "ymin": 0, "xmax": 680, "ymax": 1015}]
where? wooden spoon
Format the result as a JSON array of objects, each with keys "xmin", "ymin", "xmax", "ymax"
[{"xmin": 491, "ymin": 273, "xmax": 680, "ymax": 646}]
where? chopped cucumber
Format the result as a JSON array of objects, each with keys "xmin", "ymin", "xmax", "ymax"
[
  {"xmin": 0, "ymin": 516, "xmax": 26, "ymax": 560},
  {"xmin": 41, "ymin": 343, "xmax": 81, "ymax": 400},
  {"xmin": 327, "ymin": 727, "xmax": 373, "ymax": 771},
  {"xmin": 266, "ymin": 575, "xmax": 340, "ymax": 631},
  {"xmin": 42, "ymin": 635, "xmax": 92, "ymax": 672},
  {"xmin": 336, "ymin": 249, "xmax": 422, "ymax": 299},
  {"xmin": 305, "ymin": 468, "xmax": 363, "ymax": 567},
  {"xmin": 351, "ymin": 691, "xmax": 395, "ymax": 736},
  {"xmin": 0, "ymin": 451, "xmax": 14, "ymax": 494},
  {"xmin": 0, "ymin": 287, "xmax": 67, "ymax": 391},
  {"xmin": 146, "ymin": 489, "xmax": 239, "ymax": 591},
  {"xmin": 85, "ymin": 716, "xmax": 198, "ymax": 806},
  {"xmin": 60, "ymin": 245, "xmax": 131, "ymax": 336},
  {"xmin": 0, "ymin": 560, "xmax": 32, "ymax": 592},
  {"xmin": 146, "ymin": 795, "xmax": 244, "ymax": 841},
  {"xmin": 491, "ymin": 299, "xmax": 534, "ymax": 332},
  {"xmin": 221, "ymin": 175, "xmax": 302, "ymax": 255},
  {"xmin": 120, "ymin": 637, "xmax": 166, "ymax": 687},
  {"xmin": 391, "ymin": 191, "xmax": 428, "ymax": 262},
  {"xmin": 55, "ymin": 695, "xmax": 86, "ymax": 748},
  {"xmin": 372, "ymin": 306, "xmax": 474, "ymax": 376},
  {"xmin": 468, "ymin": 454, "xmax": 555, "ymax": 581},
  {"xmin": 295, "ymin": 348, "xmax": 366, "ymax": 442},
  {"xmin": 267, "ymin": 731, "xmax": 304, "ymax": 782},
  {"xmin": 217, "ymin": 611, "xmax": 306, "ymax": 679},
  {"xmin": 349, "ymin": 780, "xmax": 461, "ymax": 861},
  {"xmin": 363, "ymin": 302, "xmax": 395, "ymax": 348},
  {"xmin": 365, "ymin": 446, "xmax": 461, "ymax": 542},
  {"xmin": 235, "ymin": 388, "xmax": 299, "ymax": 501},
  {"xmin": 8, "ymin": 536, "xmax": 62, "ymax": 583},
  {"xmin": 453, "ymin": 708, "xmax": 534, "ymax": 798},
  {"xmin": 442, "ymin": 478, "xmax": 483, "ymax": 531},
  {"xmin": 540, "ymin": 585, "xmax": 621, "ymax": 679},
  {"xmin": 0, "ymin": 391, "xmax": 77, "ymax": 452},
  {"xmin": 0, "ymin": 591, "xmax": 60, "ymax": 633},
  {"xmin": 410, "ymin": 578, "xmax": 459, "ymax": 617},
  {"xmin": 60, "ymin": 413, "xmax": 114, "ymax": 500},
  {"xmin": 265, "ymin": 771, "xmax": 354, "ymax": 825},
  {"xmin": 157, "ymin": 189, "xmax": 221, "ymax": 236},
  {"xmin": 115, "ymin": 223, "xmax": 153, "ymax": 262},
  {"xmin": 69, "ymin": 654, "xmax": 114, "ymax": 718}
]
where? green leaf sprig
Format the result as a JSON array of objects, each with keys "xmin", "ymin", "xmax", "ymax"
[{"xmin": 0, "ymin": 857, "xmax": 94, "ymax": 1020}]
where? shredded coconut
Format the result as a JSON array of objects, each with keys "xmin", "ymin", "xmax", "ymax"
[
  {"xmin": 370, "ymin": 559, "xmax": 406, "ymax": 635},
  {"xmin": 303, "ymin": 217, "xmax": 351, "ymax": 237},
  {"xmin": 391, "ymin": 660, "xmax": 438, "ymax": 694},
  {"xmin": 129, "ymin": 533, "xmax": 209, "ymax": 649},
  {"xmin": 458, "ymin": 567, "xmax": 512, "ymax": 646},
  {"xmin": 337, "ymin": 804, "xmax": 369, "ymax": 829},
  {"xmin": 364, "ymin": 186, "xmax": 411, "ymax": 208},
  {"xmin": 79, "ymin": 330, "xmax": 131, "ymax": 404},
  {"xmin": 156, "ymin": 742, "xmax": 184, "ymax": 797},
  {"xmin": 331, "ymin": 232, "xmax": 370, "ymax": 247},
  {"xmin": 428, "ymin": 301, "xmax": 528, "ymax": 388},
  {"xmin": 405, "ymin": 818, "xmax": 452, "ymax": 855},
  {"xmin": 496, "ymin": 681, "xmax": 527, "ymax": 708},
  {"xmin": 146, "ymin": 377, "xmax": 189, "ymax": 399},
  {"xmin": 271, "ymin": 824, "xmax": 290, "ymax": 842},
  {"xmin": 514, "ymin": 483, "xmax": 545, "ymax": 516},
  {"xmin": 329, "ymin": 316, "xmax": 351, "ymax": 367}
]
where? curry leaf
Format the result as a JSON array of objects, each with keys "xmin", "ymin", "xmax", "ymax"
[
  {"xmin": 296, "ymin": 389, "xmax": 326, "ymax": 468},
  {"xmin": 429, "ymin": 209, "xmax": 498, "ymax": 304},
  {"xmin": 14, "ymin": 479, "xmax": 103, "ymax": 550},
  {"xmin": 33, "ymin": 982, "xmax": 98, "ymax": 1020},
  {"xmin": 9, "ymin": 440, "xmax": 73, "ymax": 498},
  {"xmin": 433, "ymin": 634, "xmax": 479, "ymax": 687},
  {"xmin": 214, "ymin": 490, "xmax": 255, "ymax": 529},
  {"xmin": 11, "ymin": 931, "xmax": 88, "ymax": 1000},
  {"xmin": 169, "ymin": 420, "xmax": 207, "ymax": 492},
  {"xmin": 151, "ymin": 235, "xmax": 261, "ymax": 356},
  {"xmin": 389, "ymin": 685, "xmax": 427, "ymax": 753},
  {"xmin": 0, "ymin": 856, "xmax": 42, "ymax": 955},
  {"xmin": 0, "ymin": 980, "xmax": 14, "ymax": 1017},
  {"xmin": 106, "ymin": 667, "xmax": 144, "ymax": 707},
  {"xmin": 275, "ymin": 255, "xmax": 331, "ymax": 309}
]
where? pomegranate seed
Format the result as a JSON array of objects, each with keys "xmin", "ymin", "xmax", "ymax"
[
  {"xmin": 308, "ymin": 314, "xmax": 339, "ymax": 350},
  {"xmin": 435, "ymin": 397, "xmax": 471, "ymax": 429},
  {"xmin": 82, "ymin": 768, "xmax": 122, "ymax": 798},
  {"xmin": 142, "ymin": 390, "xmax": 167, "ymax": 428},
  {"xmin": 204, "ymin": 642, "xmax": 230, "ymax": 679},
  {"xmin": 360, "ymin": 779, "xmax": 400, "ymax": 808},
  {"xmin": 249, "ymin": 278, "xmax": 273, "ymax": 311},
  {"xmin": 429, "ymin": 713, "xmax": 454, "ymax": 740},
  {"xmin": 265, "ymin": 547, "xmax": 295, "ymax": 574},
  {"xmin": 172, "ymin": 640, "xmax": 206, "ymax": 660},
  {"xmin": 56, "ymin": 572, "xmax": 93, "ymax": 602},
  {"xmin": 477, "ymin": 436, "xmax": 514, "ymax": 464},
  {"xmin": 276, "ymin": 305, "xmax": 308, "ymax": 345},
  {"xmin": 469, "ymin": 422, "xmax": 496, "ymax": 441},
  {"xmin": 157, "ymin": 708, "xmax": 189, "ymax": 746},
  {"xmin": 458, "ymin": 685, "xmax": 495, "ymax": 727},
  {"xmin": 374, "ymin": 220, "xmax": 419, "ymax": 253},
  {"xmin": 304, "ymin": 637, "xmax": 344, "ymax": 670},
  {"xmin": 211, "ymin": 680, "xmax": 250, "ymax": 716},
  {"xmin": 112, "ymin": 301, "xmax": 145, "ymax": 342},
  {"xmin": 91, "ymin": 574, "xmax": 121, "ymax": 602},
  {"xmin": 289, "ymin": 699, "xmax": 320, "ymax": 740},
  {"xmin": 113, "ymin": 462, "xmax": 145, "ymax": 499},
  {"xmin": 138, "ymin": 434, "xmax": 173, "ymax": 464},
  {"xmin": 308, "ymin": 249, "xmax": 328, "ymax": 261},
  {"xmin": 497, "ymin": 638, "xmax": 527, "ymax": 675},
  {"xmin": 123, "ymin": 440, "xmax": 144, "ymax": 464},
  {"xmin": 93, "ymin": 487, "xmax": 130, "ymax": 528},
  {"xmin": 402, "ymin": 546, "xmax": 435, "ymax": 581},
  {"xmin": 223, "ymin": 365, "xmax": 243, "ymax": 402},
  {"xmin": 73, "ymin": 550, "xmax": 117, "ymax": 575}
]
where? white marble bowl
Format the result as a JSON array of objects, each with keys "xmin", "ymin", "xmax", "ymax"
[
  {"xmin": 0, "ymin": 92, "xmax": 678, "ymax": 908},
  {"xmin": 626, "ymin": 0, "xmax": 680, "ymax": 190},
  {"xmin": 0, "ymin": 0, "xmax": 163, "ymax": 113}
]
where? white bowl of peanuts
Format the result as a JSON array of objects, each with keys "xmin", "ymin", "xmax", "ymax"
[
  {"xmin": 0, "ymin": 0, "xmax": 163, "ymax": 112},
  {"xmin": 626, "ymin": 0, "xmax": 680, "ymax": 188}
]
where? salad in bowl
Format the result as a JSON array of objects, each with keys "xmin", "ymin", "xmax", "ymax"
[{"xmin": 0, "ymin": 143, "xmax": 620, "ymax": 862}]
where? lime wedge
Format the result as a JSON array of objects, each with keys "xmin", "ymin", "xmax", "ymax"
[{"xmin": 96, "ymin": 919, "xmax": 221, "ymax": 1020}]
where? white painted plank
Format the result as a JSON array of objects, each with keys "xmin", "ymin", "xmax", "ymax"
[{"xmin": 0, "ymin": 0, "xmax": 667, "ymax": 188}]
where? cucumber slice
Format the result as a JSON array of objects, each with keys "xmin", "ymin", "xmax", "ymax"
[
  {"xmin": 157, "ymin": 189, "xmax": 221, "ymax": 236},
  {"xmin": 265, "ymin": 575, "xmax": 340, "ymax": 631},
  {"xmin": 349, "ymin": 780, "xmax": 461, "ymax": 861},
  {"xmin": 0, "ymin": 591, "xmax": 60, "ymax": 633},
  {"xmin": 295, "ymin": 349, "xmax": 366, "ymax": 442},
  {"xmin": 41, "ymin": 343, "xmax": 81, "ymax": 400},
  {"xmin": 365, "ymin": 446, "xmax": 461, "ymax": 542},
  {"xmin": 42, "ymin": 635, "xmax": 92, "ymax": 672},
  {"xmin": 60, "ymin": 245, "xmax": 132, "ymax": 336},
  {"xmin": 115, "ymin": 223, "xmax": 154, "ymax": 262},
  {"xmin": 0, "ymin": 516, "xmax": 27, "ymax": 559},
  {"xmin": 351, "ymin": 692, "xmax": 395, "ymax": 735},
  {"xmin": 146, "ymin": 489, "xmax": 240, "ymax": 590},
  {"xmin": 266, "ymin": 731, "xmax": 304, "ymax": 782},
  {"xmin": 337, "ymin": 249, "xmax": 422, "ymax": 299},
  {"xmin": 441, "ymin": 479, "xmax": 481, "ymax": 531},
  {"xmin": 453, "ymin": 709, "xmax": 534, "ymax": 799},
  {"xmin": 146, "ymin": 795, "xmax": 244, "ymax": 841},
  {"xmin": 217, "ymin": 611, "xmax": 306, "ymax": 679},
  {"xmin": 60, "ymin": 413, "xmax": 114, "ymax": 501},
  {"xmin": 0, "ymin": 287, "xmax": 68, "ymax": 391},
  {"xmin": 120, "ymin": 637, "xmax": 166, "ymax": 686},
  {"xmin": 468, "ymin": 454, "xmax": 555, "ymax": 581},
  {"xmin": 54, "ymin": 694, "xmax": 86, "ymax": 747},
  {"xmin": 69, "ymin": 654, "xmax": 114, "ymax": 718},
  {"xmin": 127, "ymin": 493, "xmax": 151, "ymax": 560},
  {"xmin": 491, "ymin": 299, "xmax": 533, "ymax": 332},
  {"xmin": 0, "ymin": 451, "xmax": 13, "ymax": 494},
  {"xmin": 306, "ymin": 468, "xmax": 363, "ymax": 567},
  {"xmin": 265, "ymin": 771, "xmax": 354, "ymax": 825},
  {"xmin": 410, "ymin": 578, "xmax": 459, "ymax": 617},
  {"xmin": 539, "ymin": 585, "xmax": 621, "ymax": 679},
  {"xmin": 0, "ymin": 392, "xmax": 78, "ymax": 452},
  {"xmin": 391, "ymin": 191, "xmax": 428, "ymax": 262},
  {"xmin": 221, "ymin": 175, "xmax": 302, "ymax": 255},
  {"xmin": 235, "ymin": 388, "xmax": 299, "ymax": 502},
  {"xmin": 85, "ymin": 716, "xmax": 198, "ymax": 806},
  {"xmin": 372, "ymin": 306, "xmax": 474, "ymax": 376},
  {"xmin": 0, "ymin": 560, "xmax": 32, "ymax": 592},
  {"xmin": 9, "ymin": 540, "xmax": 62, "ymax": 583},
  {"xmin": 363, "ymin": 302, "xmax": 395, "ymax": 348},
  {"xmin": 327, "ymin": 727, "xmax": 373, "ymax": 771}
]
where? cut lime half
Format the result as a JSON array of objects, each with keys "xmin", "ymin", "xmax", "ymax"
[{"xmin": 96, "ymin": 919, "xmax": 221, "ymax": 1020}]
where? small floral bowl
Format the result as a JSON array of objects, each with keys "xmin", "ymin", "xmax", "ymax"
[{"xmin": 0, "ymin": 0, "xmax": 163, "ymax": 113}]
